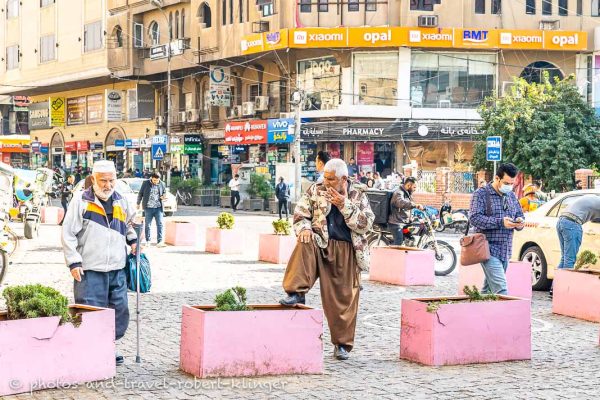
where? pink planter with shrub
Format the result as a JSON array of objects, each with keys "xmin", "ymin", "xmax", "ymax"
[
  {"xmin": 258, "ymin": 234, "xmax": 296, "ymax": 264},
  {"xmin": 400, "ymin": 296, "xmax": 531, "ymax": 366},
  {"xmin": 458, "ymin": 261, "xmax": 532, "ymax": 299},
  {"xmin": 205, "ymin": 227, "xmax": 245, "ymax": 254},
  {"xmin": 0, "ymin": 305, "xmax": 116, "ymax": 396},
  {"xmin": 552, "ymin": 269, "xmax": 600, "ymax": 322},
  {"xmin": 369, "ymin": 246, "xmax": 435, "ymax": 286},
  {"xmin": 180, "ymin": 304, "xmax": 323, "ymax": 377},
  {"xmin": 165, "ymin": 221, "xmax": 198, "ymax": 246}
]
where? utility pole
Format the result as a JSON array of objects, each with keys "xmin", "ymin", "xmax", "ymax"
[{"xmin": 291, "ymin": 91, "xmax": 303, "ymax": 202}]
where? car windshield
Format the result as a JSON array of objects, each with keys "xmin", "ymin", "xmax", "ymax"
[{"xmin": 125, "ymin": 179, "xmax": 144, "ymax": 192}]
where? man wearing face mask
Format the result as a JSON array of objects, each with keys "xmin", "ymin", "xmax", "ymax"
[
  {"xmin": 388, "ymin": 177, "xmax": 424, "ymax": 245},
  {"xmin": 62, "ymin": 160, "xmax": 138, "ymax": 366},
  {"xmin": 279, "ymin": 159, "xmax": 374, "ymax": 361},
  {"xmin": 469, "ymin": 163, "xmax": 524, "ymax": 295}
]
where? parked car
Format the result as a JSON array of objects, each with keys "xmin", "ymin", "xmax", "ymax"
[
  {"xmin": 512, "ymin": 189, "xmax": 600, "ymax": 291},
  {"xmin": 121, "ymin": 178, "xmax": 178, "ymax": 216}
]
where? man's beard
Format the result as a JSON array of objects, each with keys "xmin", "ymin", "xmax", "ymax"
[{"xmin": 93, "ymin": 183, "xmax": 114, "ymax": 201}]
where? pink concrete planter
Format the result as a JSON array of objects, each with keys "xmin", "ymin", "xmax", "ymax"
[
  {"xmin": 458, "ymin": 261, "xmax": 532, "ymax": 299},
  {"xmin": 400, "ymin": 296, "xmax": 531, "ymax": 366},
  {"xmin": 369, "ymin": 246, "xmax": 435, "ymax": 286},
  {"xmin": 40, "ymin": 206, "xmax": 64, "ymax": 225},
  {"xmin": 205, "ymin": 227, "xmax": 245, "ymax": 254},
  {"xmin": 165, "ymin": 221, "xmax": 198, "ymax": 246},
  {"xmin": 0, "ymin": 305, "xmax": 116, "ymax": 396},
  {"xmin": 552, "ymin": 269, "xmax": 600, "ymax": 322},
  {"xmin": 258, "ymin": 234, "xmax": 296, "ymax": 264},
  {"xmin": 180, "ymin": 304, "xmax": 323, "ymax": 378}
]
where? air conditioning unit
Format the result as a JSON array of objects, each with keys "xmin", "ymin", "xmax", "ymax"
[
  {"xmin": 230, "ymin": 105, "xmax": 243, "ymax": 119},
  {"xmin": 178, "ymin": 111, "xmax": 187, "ymax": 123},
  {"xmin": 155, "ymin": 116, "xmax": 164, "ymax": 126},
  {"xmin": 242, "ymin": 101, "xmax": 255, "ymax": 116},
  {"xmin": 539, "ymin": 19, "xmax": 560, "ymax": 30},
  {"xmin": 321, "ymin": 103, "xmax": 334, "ymax": 110},
  {"xmin": 169, "ymin": 113, "xmax": 179, "ymax": 125},
  {"xmin": 279, "ymin": 112, "xmax": 294, "ymax": 119},
  {"xmin": 254, "ymin": 96, "xmax": 269, "ymax": 111},
  {"xmin": 418, "ymin": 15, "xmax": 438, "ymax": 28},
  {"xmin": 186, "ymin": 109, "xmax": 200, "ymax": 122}
]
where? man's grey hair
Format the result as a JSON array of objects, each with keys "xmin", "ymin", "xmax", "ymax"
[{"xmin": 323, "ymin": 159, "xmax": 349, "ymax": 178}]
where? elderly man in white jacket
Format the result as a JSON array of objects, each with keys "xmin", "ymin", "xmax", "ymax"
[{"xmin": 62, "ymin": 160, "xmax": 137, "ymax": 366}]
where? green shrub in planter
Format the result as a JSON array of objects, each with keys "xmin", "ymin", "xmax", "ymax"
[
  {"xmin": 272, "ymin": 219, "xmax": 292, "ymax": 235},
  {"xmin": 248, "ymin": 173, "xmax": 273, "ymax": 201},
  {"xmin": 214, "ymin": 286, "xmax": 250, "ymax": 311},
  {"xmin": 217, "ymin": 212, "xmax": 235, "ymax": 229},
  {"xmin": 2, "ymin": 284, "xmax": 73, "ymax": 325}
]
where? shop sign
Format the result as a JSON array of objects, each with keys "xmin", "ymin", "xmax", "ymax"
[
  {"xmin": 67, "ymin": 96, "xmax": 86, "ymax": 125},
  {"xmin": 105, "ymin": 90, "xmax": 123, "ymax": 122},
  {"xmin": 28, "ymin": 102, "xmax": 51, "ymax": 130},
  {"xmin": 184, "ymin": 134, "xmax": 203, "ymax": 154},
  {"xmin": 90, "ymin": 142, "xmax": 104, "ymax": 151},
  {"xmin": 64, "ymin": 142, "xmax": 77, "ymax": 152},
  {"xmin": 292, "ymin": 27, "xmax": 347, "ymax": 48},
  {"xmin": 224, "ymin": 120, "xmax": 267, "ymax": 145},
  {"xmin": 544, "ymin": 31, "xmax": 587, "ymax": 50},
  {"xmin": 343, "ymin": 127, "xmax": 384, "ymax": 137},
  {"xmin": 50, "ymin": 97, "xmax": 65, "ymax": 127},
  {"xmin": 139, "ymin": 138, "xmax": 151, "ymax": 149},
  {"xmin": 267, "ymin": 118, "xmax": 294, "ymax": 143},
  {"xmin": 356, "ymin": 142, "xmax": 374, "ymax": 166},
  {"xmin": 41, "ymin": 145, "xmax": 49, "ymax": 154},
  {"xmin": 76, "ymin": 141, "xmax": 89, "ymax": 151},
  {"xmin": 125, "ymin": 139, "xmax": 140, "ymax": 149},
  {"xmin": 209, "ymin": 65, "xmax": 231, "ymax": 107},
  {"xmin": 31, "ymin": 142, "xmax": 42, "ymax": 152},
  {"xmin": 170, "ymin": 144, "xmax": 184, "ymax": 152},
  {"xmin": 87, "ymin": 94, "xmax": 103, "ymax": 124},
  {"xmin": 13, "ymin": 96, "xmax": 31, "ymax": 107}
]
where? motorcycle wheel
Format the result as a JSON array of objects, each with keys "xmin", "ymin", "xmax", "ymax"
[
  {"xmin": 434, "ymin": 221, "xmax": 445, "ymax": 232},
  {"xmin": 454, "ymin": 221, "xmax": 468, "ymax": 235},
  {"xmin": 24, "ymin": 220, "xmax": 38, "ymax": 239},
  {"xmin": 0, "ymin": 250, "xmax": 7, "ymax": 285},
  {"xmin": 423, "ymin": 239, "xmax": 457, "ymax": 276},
  {"xmin": 367, "ymin": 232, "xmax": 392, "ymax": 252}
]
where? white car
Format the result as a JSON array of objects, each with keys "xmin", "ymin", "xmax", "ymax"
[
  {"xmin": 121, "ymin": 178, "xmax": 178, "ymax": 216},
  {"xmin": 512, "ymin": 189, "xmax": 600, "ymax": 291}
]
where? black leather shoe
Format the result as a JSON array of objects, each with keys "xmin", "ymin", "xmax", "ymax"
[
  {"xmin": 334, "ymin": 345, "xmax": 350, "ymax": 360},
  {"xmin": 279, "ymin": 293, "xmax": 305, "ymax": 306},
  {"xmin": 116, "ymin": 355, "xmax": 124, "ymax": 366}
]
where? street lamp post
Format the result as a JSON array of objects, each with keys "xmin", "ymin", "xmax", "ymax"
[
  {"xmin": 151, "ymin": 0, "xmax": 172, "ymax": 187},
  {"xmin": 290, "ymin": 91, "xmax": 303, "ymax": 202}
]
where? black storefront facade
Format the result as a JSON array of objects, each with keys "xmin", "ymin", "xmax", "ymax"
[{"xmin": 299, "ymin": 119, "xmax": 484, "ymax": 179}]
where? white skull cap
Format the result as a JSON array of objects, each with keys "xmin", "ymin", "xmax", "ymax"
[{"xmin": 92, "ymin": 160, "xmax": 116, "ymax": 174}]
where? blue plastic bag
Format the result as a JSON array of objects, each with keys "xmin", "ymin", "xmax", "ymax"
[{"xmin": 126, "ymin": 253, "xmax": 152, "ymax": 293}]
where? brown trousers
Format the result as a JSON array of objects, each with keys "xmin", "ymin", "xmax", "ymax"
[{"xmin": 283, "ymin": 239, "xmax": 361, "ymax": 350}]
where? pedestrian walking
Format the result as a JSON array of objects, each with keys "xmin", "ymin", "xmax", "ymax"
[
  {"xmin": 280, "ymin": 159, "xmax": 374, "ymax": 361},
  {"xmin": 347, "ymin": 157, "xmax": 358, "ymax": 178},
  {"xmin": 275, "ymin": 177, "xmax": 290, "ymax": 219},
  {"xmin": 59, "ymin": 174, "xmax": 75, "ymax": 226},
  {"xmin": 137, "ymin": 172, "xmax": 167, "ymax": 247},
  {"xmin": 228, "ymin": 174, "xmax": 241, "ymax": 211},
  {"xmin": 469, "ymin": 163, "xmax": 524, "ymax": 295},
  {"xmin": 315, "ymin": 151, "xmax": 330, "ymax": 183},
  {"xmin": 387, "ymin": 177, "xmax": 424, "ymax": 245},
  {"xmin": 62, "ymin": 160, "xmax": 137, "ymax": 366}
]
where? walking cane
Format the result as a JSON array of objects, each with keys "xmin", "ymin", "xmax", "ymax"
[{"xmin": 133, "ymin": 221, "xmax": 143, "ymax": 364}]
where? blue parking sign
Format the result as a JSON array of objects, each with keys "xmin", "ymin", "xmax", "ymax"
[{"xmin": 486, "ymin": 136, "xmax": 502, "ymax": 162}]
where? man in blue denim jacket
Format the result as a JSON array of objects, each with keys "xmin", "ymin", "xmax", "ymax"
[{"xmin": 469, "ymin": 163, "xmax": 524, "ymax": 295}]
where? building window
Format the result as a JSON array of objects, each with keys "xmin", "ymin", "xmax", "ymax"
[
  {"xmin": 410, "ymin": 52, "xmax": 497, "ymax": 108},
  {"xmin": 542, "ymin": 0, "xmax": 552, "ymax": 14},
  {"xmin": 133, "ymin": 22, "xmax": 144, "ymax": 47},
  {"xmin": 491, "ymin": 0, "xmax": 501, "ymax": 14},
  {"xmin": 248, "ymin": 84, "xmax": 261, "ymax": 102},
  {"xmin": 6, "ymin": 45, "xmax": 19, "ymax": 70},
  {"xmin": 593, "ymin": 0, "xmax": 599, "ymax": 15},
  {"xmin": 520, "ymin": 61, "xmax": 563, "ymax": 83},
  {"xmin": 84, "ymin": 21, "xmax": 102, "ymax": 52},
  {"xmin": 40, "ymin": 35, "xmax": 56, "ymax": 62},
  {"xmin": 112, "ymin": 25, "xmax": 123, "ymax": 48},
  {"xmin": 230, "ymin": 0, "xmax": 234, "ymax": 23},
  {"xmin": 353, "ymin": 53, "xmax": 399, "ymax": 106},
  {"xmin": 318, "ymin": 0, "xmax": 328, "ymax": 12},
  {"xmin": 558, "ymin": 0, "xmax": 568, "ymax": 15},
  {"xmin": 149, "ymin": 21, "xmax": 159, "ymax": 45},
  {"xmin": 262, "ymin": 1, "xmax": 274, "ymax": 16},
  {"xmin": 474, "ymin": 0, "xmax": 485, "ymax": 14},
  {"xmin": 297, "ymin": 56, "xmax": 341, "ymax": 111},
  {"xmin": 7, "ymin": 0, "xmax": 18, "ymax": 18},
  {"xmin": 410, "ymin": 0, "xmax": 434, "ymax": 11},
  {"xmin": 348, "ymin": 0, "xmax": 359, "ymax": 12},
  {"xmin": 300, "ymin": 0, "xmax": 311, "ymax": 13},
  {"xmin": 175, "ymin": 11, "xmax": 180, "ymax": 39},
  {"xmin": 198, "ymin": 2, "xmax": 212, "ymax": 27},
  {"xmin": 577, "ymin": 0, "xmax": 582, "ymax": 15},
  {"xmin": 267, "ymin": 80, "xmax": 287, "ymax": 114},
  {"xmin": 366, "ymin": 0, "xmax": 377, "ymax": 11},
  {"xmin": 239, "ymin": 0, "xmax": 243, "ymax": 22},
  {"xmin": 40, "ymin": 0, "xmax": 54, "ymax": 7},
  {"xmin": 526, "ymin": 0, "xmax": 535, "ymax": 14}
]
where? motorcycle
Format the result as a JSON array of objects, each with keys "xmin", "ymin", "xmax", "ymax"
[
  {"xmin": 0, "ymin": 161, "xmax": 15, "ymax": 284},
  {"xmin": 435, "ymin": 200, "xmax": 469, "ymax": 234},
  {"xmin": 367, "ymin": 209, "xmax": 457, "ymax": 276},
  {"xmin": 14, "ymin": 168, "xmax": 54, "ymax": 239}
]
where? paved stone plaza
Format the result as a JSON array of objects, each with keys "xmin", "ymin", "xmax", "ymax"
[{"xmin": 2, "ymin": 207, "xmax": 599, "ymax": 399}]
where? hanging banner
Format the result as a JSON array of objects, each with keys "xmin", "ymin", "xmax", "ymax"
[
  {"xmin": 209, "ymin": 65, "xmax": 231, "ymax": 107},
  {"xmin": 105, "ymin": 90, "xmax": 123, "ymax": 122},
  {"xmin": 28, "ymin": 102, "xmax": 51, "ymax": 130},
  {"xmin": 87, "ymin": 94, "xmax": 104, "ymax": 124},
  {"xmin": 67, "ymin": 96, "xmax": 86, "ymax": 125},
  {"xmin": 356, "ymin": 142, "xmax": 374, "ymax": 166},
  {"xmin": 50, "ymin": 97, "xmax": 65, "ymax": 127}
]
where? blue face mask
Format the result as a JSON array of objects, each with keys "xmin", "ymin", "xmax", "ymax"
[{"xmin": 500, "ymin": 184, "xmax": 514, "ymax": 194}]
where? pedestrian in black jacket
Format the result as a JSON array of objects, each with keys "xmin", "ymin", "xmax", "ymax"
[
  {"xmin": 59, "ymin": 175, "xmax": 75, "ymax": 226},
  {"xmin": 136, "ymin": 172, "xmax": 167, "ymax": 247},
  {"xmin": 275, "ymin": 177, "xmax": 290, "ymax": 219}
]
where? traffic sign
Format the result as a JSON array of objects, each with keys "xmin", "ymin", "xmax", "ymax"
[
  {"xmin": 486, "ymin": 136, "xmax": 502, "ymax": 162},
  {"xmin": 151, "ymin": 135, "xmax": 167, "ymax": 160}
]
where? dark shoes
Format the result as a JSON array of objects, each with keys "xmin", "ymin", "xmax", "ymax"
[
  {"xmin": 279, "ymin": 292, "xmax": 306, "ymax": 306},
  {"xmin": 334, "ymin": 345, "xmax": 350, "ymax": 361},
  {"xmin": 116, "ymin": 355, "xmax": 124, "ymax": 366}
]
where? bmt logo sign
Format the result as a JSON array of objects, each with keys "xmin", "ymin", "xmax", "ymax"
[
  {"xmin": 552, "ymin": 33, "xmax": 579, "ymax": 46},
  {"xmin": 363, "ymin": 30, "xmax": 392, "ymax": 44},
  {"xmin": 463, "ymin": 30, "xmax": 489, "ymax": 43}
]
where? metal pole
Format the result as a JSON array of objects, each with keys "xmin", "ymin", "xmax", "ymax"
[
  {"xmin": 165, "ymin": 20, "xmax": 172, "ymax": 189},
  {"xmin": 293, "ymin": 99, "xmax": 302, "ymax": 203},
  {"xmin": 493, "ymin": 161, "xmax": 497, "ymax": 178},
  {"xmin": 134, "ymin": 222, "xmax": 143, "ymax": 364}
]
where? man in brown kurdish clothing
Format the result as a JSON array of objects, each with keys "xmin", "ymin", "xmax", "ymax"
[{"xmin": 280, "ymin": 159, "xmax": 375, "ymax": 361}]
